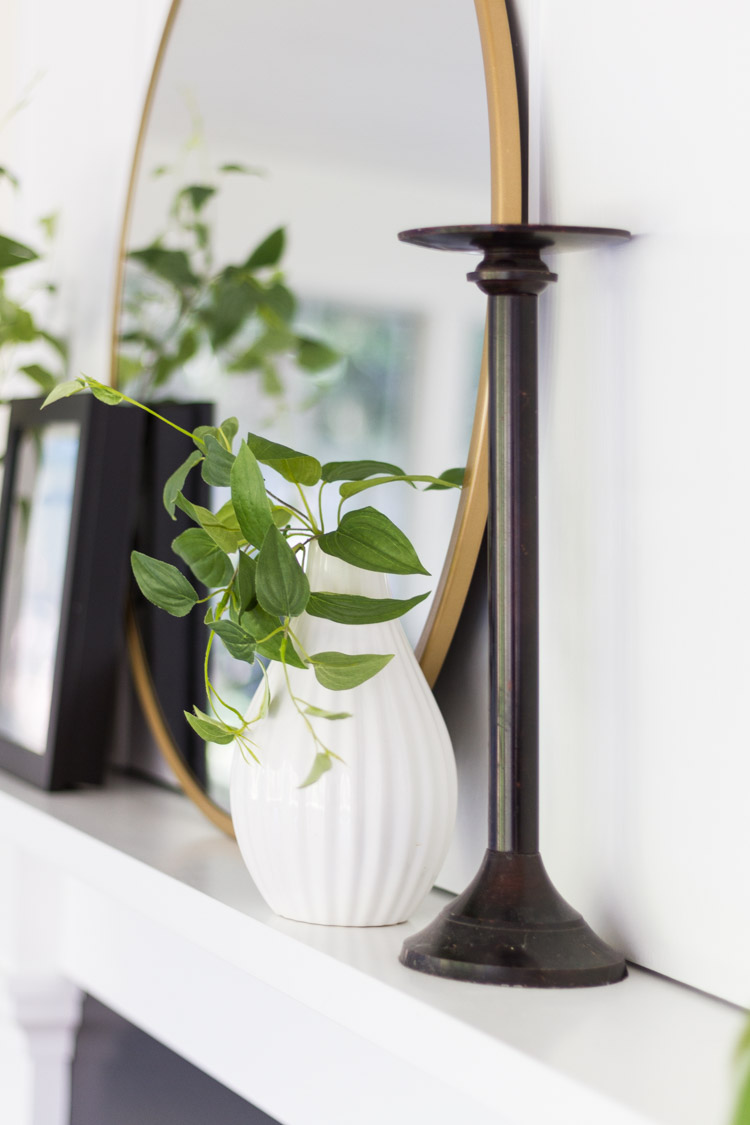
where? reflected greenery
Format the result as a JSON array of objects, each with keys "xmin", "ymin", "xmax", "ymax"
[
  {"xmin": 0, "ymin": 168, "xmax": 67, "ymax": 397},
  {"xmin": 118, "ymin": 162, "xmax": 338, "ymax": 401}
]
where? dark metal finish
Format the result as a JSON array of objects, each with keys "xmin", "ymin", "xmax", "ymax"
[
  {"xmin": 401, "ymin": 850, "xmax": 626, "ymax": 987},
  {"xmin": 399, "ymin": 223, "xmax": 630, "ymax": 255},
  {"xmin": 489, "ymin": 291, "xmax": 543, "ymax": 853},
  {"xmin": 400, "ymin": 223, "xmax": 629, "ymax": 987}
]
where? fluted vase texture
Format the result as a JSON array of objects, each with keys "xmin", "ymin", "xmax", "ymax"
[{"xmin": 230, "ymin": 542, "xmax": 457, "ymax": 926}]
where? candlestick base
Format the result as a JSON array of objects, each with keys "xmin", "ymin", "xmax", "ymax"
[{"xmin": 401, "ymin": 851, "xmax": 627, "ymax": 988}]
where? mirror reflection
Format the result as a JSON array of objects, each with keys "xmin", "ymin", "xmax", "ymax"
[{"xmin": 119, "ymin": 0, "xmax": 490, "ymax": 810}]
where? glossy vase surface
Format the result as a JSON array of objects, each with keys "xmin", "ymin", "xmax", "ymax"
[{"xmin": 230, "ymin": 542, "xmax": 457, "ymax": 926}]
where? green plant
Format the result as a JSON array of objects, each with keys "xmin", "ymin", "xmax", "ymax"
[
  {"xmin": 0, "ymin": 167, "xmax": 67, "ymax": 395},
  {"xmin": 44, "ymin": 376, "xmax": 463, "ymax": 786},
  {"xmin": 118, "ymin": 163, "xmax": 339, "ymax": 400},
  {"xmin": 733, "ymin": 1020, "xmax": 750, "ymax": 1125}
]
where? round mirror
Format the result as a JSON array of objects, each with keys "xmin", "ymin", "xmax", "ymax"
[{"xmin": 114, "ymin": 0, "xmax": 496, "ymax": 832}]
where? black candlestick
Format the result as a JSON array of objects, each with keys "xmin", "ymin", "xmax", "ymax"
[{"xmin": 400, "ymin": 225, "xmax": 630, "ymax": 988}]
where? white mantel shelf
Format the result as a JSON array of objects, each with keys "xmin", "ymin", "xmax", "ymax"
[{"xmin": 0, "ymin": 772, "xmax": 743, "ymax": 1125}]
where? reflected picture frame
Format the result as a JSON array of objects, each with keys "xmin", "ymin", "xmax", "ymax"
[{"xmin": 0, "ymin": 396, "xmax": 144, "ymax": 789}]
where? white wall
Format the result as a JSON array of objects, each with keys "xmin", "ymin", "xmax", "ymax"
[
  {"xmin": 4, "ymin": 0, "xmax": 171, "ymax": 379},
  {"xmin": 516, "ymin": 0, "xmax": 750, "ymax": 1008}
]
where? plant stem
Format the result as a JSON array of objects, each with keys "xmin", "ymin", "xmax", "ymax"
[
  {"xmin": 91, "ymin": 381, "xmax": 197, "ymax": 441},
  {"xmin": 267, "ymin": 490, "xmax": 308, "ymax": 524},
  {"xmin": 295, "ymin": 483, "xmax": 320, "ymax": 535}
]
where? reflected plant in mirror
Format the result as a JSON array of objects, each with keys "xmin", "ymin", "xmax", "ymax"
[
  {"xmin": 0, "ymin": 167, "xmax": 68, "ymax": 399},
  {"xmin": 44, "ymin": 376, "xmax": 463, "ymax": 787},
  {"xmin": 117, "ymin": 159, "xmax": 339, "ymax": 404}
]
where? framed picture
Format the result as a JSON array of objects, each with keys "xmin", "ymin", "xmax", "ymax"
[{"xmin": 0, "ymin": 395, "xmax": 144, "ymax": 789}]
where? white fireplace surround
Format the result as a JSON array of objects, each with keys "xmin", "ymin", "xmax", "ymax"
[{"xmin": 0, "ymin": 773, "xmax": 743, "ymax": 1125}]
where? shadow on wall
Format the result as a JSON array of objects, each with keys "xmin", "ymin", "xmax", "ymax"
[{"xmin": 71, "ymin": 995, "xmax": 277, "ymax": 1125}]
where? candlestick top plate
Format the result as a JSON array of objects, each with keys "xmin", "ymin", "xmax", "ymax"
[{"xmin": 398, "ymin": 223, "xmax": 630, "ymax": 254}]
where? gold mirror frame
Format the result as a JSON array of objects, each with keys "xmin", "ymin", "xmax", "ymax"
[{"xmin": 112, "ymin": 0, "xmax": 523, "ymax": 837}]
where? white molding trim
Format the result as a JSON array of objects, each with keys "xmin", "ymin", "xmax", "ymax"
[{"xmin": 0, "ymin": 772, "xmax": 743, "ymax": 1125}]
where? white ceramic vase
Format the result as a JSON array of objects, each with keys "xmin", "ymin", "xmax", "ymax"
[{"xmin": 230, "ymin": 542, "xmax": 457, "ymax": 926}]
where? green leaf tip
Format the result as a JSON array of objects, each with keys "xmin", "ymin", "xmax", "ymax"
[
  {"xmin": 298, "ymin": 751, "xmax": 333, "ymax": 789},
  {"xmin": 309, "ymin": 651, "xmax": 394, "ymax": 691}
]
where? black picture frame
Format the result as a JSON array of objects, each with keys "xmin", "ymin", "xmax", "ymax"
[
  {"xmin": 130, "ymin": 402, "xmax": 212, "ymax": 783},
  {"xmin": 0, "ymin": 395, "xmax": 144, "ymax": 789}
]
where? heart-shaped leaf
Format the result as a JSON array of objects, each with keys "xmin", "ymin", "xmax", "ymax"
[
  {"xmin": 309, "ymin": 651, "xmax": 393, "ymax": 691},
  {"xmin": 163, "ymin": 450, "xmax": 203, "ymax": 518},
  {"xmin": 246, "ymin": 433, "xmax": 321, "ymax": 486},
  {"xmin": 306, "ymin": 590, "xmax": 429, "ymax": 624},
  {"xmin": 298, "ymin": 751, "xmax": 333, "ymax": 789},
  {"xmin": 231, "ymin": 441, "xmax": 273, "ymax": 548},
  {"xmin": 320, "ymin": 459, "xmax": 404, "ymax": 483},
  {"xmin": 256, "ymin": 525, "xmax": 310, "ymax": 618},
  {"xmin": 185, "ymin": 707, "xmax": 238, "ymax": 745},
  {"xmin": 132, "ymin": 551, "xmax": 198, "ymax": 617},
  {"xmin": 317, "ymin": 507, "xmax": 429, "ymax": 575},
  {"xmin": 176, "ymin": 495, "xmax": 244, "ymax": 553},
  {"xmin": 172, "ymin": 528, "xmax": 233, "ymax": 588},
  {"xmin": 0, "ymin": 232, "xmax": 39, "ymax": 271},
  {"xmin": 42, "ymin": 378, "xmax": 86, "ymax": 408},
  {"xmin": 425, "ymin": 467, "xmax": 465, "ymax": 490},
  {"xmin": 201, "ymin": 434, "xmax": 235, "ymax": 487},
  {"xmin": 242, "ymin": 606, "xmax": 307, "ymax": 669},
  {"xmin": 245, "ymin": 226, "xmax": 285, "ymax": 270},
  {"xmin": 236, "ymin": 551, "xmax": 257, "ymax": 611},
  {"xmin": 207, "ymin": 619, "xmax": 257, "ymax": 663}
]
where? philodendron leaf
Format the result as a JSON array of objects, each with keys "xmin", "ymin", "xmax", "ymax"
[
  {"xmin": 0, "ymin": 233, "xmax": 38, "ymax": 271},
  {"xmin": 163, "ymin": 450, "xmax": 203, "ymax": 518},
  {"xmin": 426, "ymin": 467, "xmax": 466, "ymax": 490},
  {"xmin": 128, "ymin": 245, "xmax": 199, "ymax": 290},
  {"xmin": 295, "ymin": 337, "xmax": 340, "ymax": 372},
  {"xmin": 201, "ymin": 434, "xmax": 235, "ymax": 487},
  {"xmin": 172, "ymin": 527, "xmax": 233, "ymax": 587},
  {"xmin": 42, "ymin": 378, "xmax": 86, "ymax": 408},
  {"xmin": 256, "ymin": 525, "xmax": 310, "ymax": 618},
  {"xmin": 261, "ymin": 282, "xmax": 296, "ymax": 323},
  {"xmin": 191, "ymin": 424, "xmax": 218, "ymax": 450},
  {"xmin": 236, "ymin": 551, "xmax": 257, "ymax": 611},
  {"xmin": 218, "ymin": 162, "xmax": 262, "ymax": 175},
  {"xmin": 338, "ymin": 474, "xmax": 458, "ymax": 500},
  {"xmin": 132, "ymin": 551, "xmax": 198, "ymax": 616},
  {"xmin": 207, "ymin": 619, "xmax": 257, "ymax": 663},
  {"xmin": 306, "ymin": 590, "xmax": 429, "ymax": 625},
  {"xmin": 298, "ymin": 751, "xmax": 333, "ymax": 789},
  {"xmin": 318, "ymin": 507, "xmax": 429, "ymax": 576},
  {"xmin": 309, "ymin": 651, "xmax": 394, "ymax": 691},
  {"xmin": 218, "ymin": 416, "xmax": 239, "ymax": 445},
  {"xmin": 246, "ymin": 432, "xmax": 321, "ymax": 486},
  {"xmin": 20, "ymin": 365, "xmax": 57, "ymax": 393},
  {"xmin": 231, "ymin": 440, "xmax": 273, "ymax": 548},
  {"xmin": 241, "ymin": 606, "xmax": 307, "ymax": 669},
  {"xmin": 185, "ymin": 707, "xmax": 237, "ymax": 745},
  {"xmin": 320, "ymin": 459, "xmax": 404, "ymax": 483},
  {"xmin": 88, "ymin": 380, "xmax": 124, "ymax": 406},
  {"xmin": 178, "ymin": 183, "xmax": 216, "ymax": 212},
  {"xmin": 175, "ymin": 494, "xmax": 244, "ymax": 553},
  {"xmin": 302, "ymin": 703, "xmax": 351, "ymax": 720},
  {"xmin": 245, "ymin": 226, "xmax": 285, "ymax": 271},
  {"xmin": 271, "ymin": 505, "xmax": 294, "ymax": 528}
]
